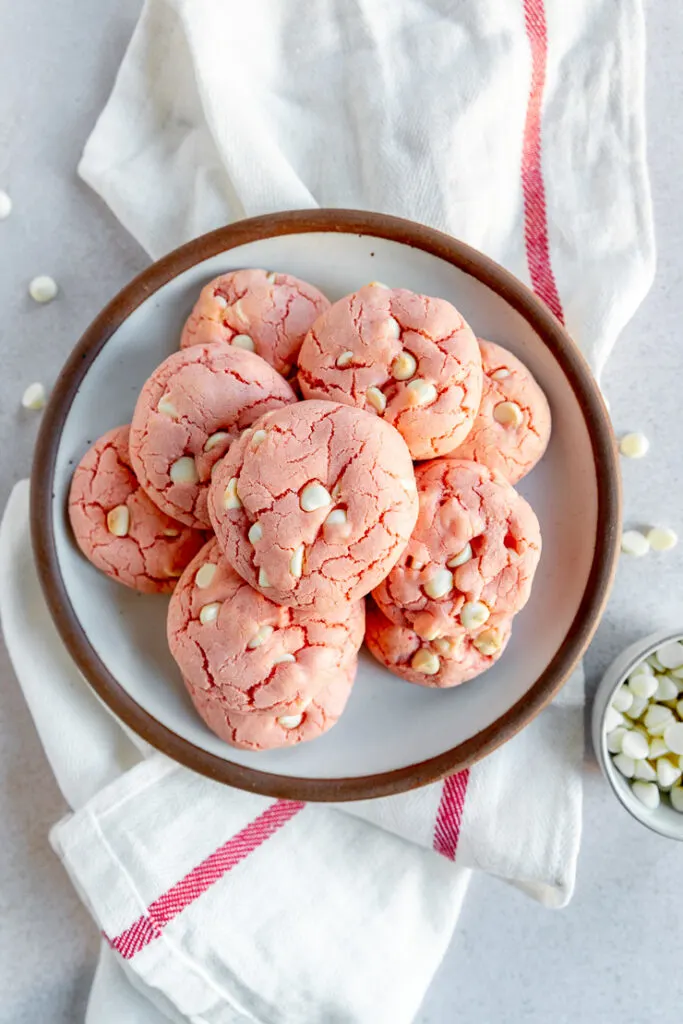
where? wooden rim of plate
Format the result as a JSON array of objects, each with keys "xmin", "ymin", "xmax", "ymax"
[{"xmin": 30, "ymin": 209, "xmax": 621, "ymax": 802}]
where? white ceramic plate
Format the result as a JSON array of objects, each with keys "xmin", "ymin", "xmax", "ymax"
[{"xmin": 32, "ymin": 210, "xmax": 620, "ymax": 800}]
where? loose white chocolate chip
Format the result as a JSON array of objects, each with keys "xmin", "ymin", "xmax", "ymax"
[
  {"xmin": 633, "ymin": 759, "xmax": 657, "ymax": 782},
  {"xmin": 251, "ymin": 429, "xmax": 267, "ymax": 448},
  {"xmin": 170, "ymin": 457, "xmax": 199, "ymax": 485},
  {"xmin": 0, "ymin": 190, "xmax": 12, "ymax": 219},
  {"xmin": 199, "ymin": 602, "xmax": 221, "ymax": 624},
  {"xmin": 258, "ymin": 567, "xmax": 271, "ymax": 588},
  {"xmin": 391, "ymin": 351, "xmax": 417, "ymax": 381},
  {"xmin": 460, "ymin": 601, "xmax": 490, "ymax": 630},
  {"xmin": 656, "ymin": 641, "xmax": 683, "ymax": 669},
  {"xmin": 490, "ymin": 367, "xmax": 511, "ymax": 381},
  {"xmin": 204, "ymin": 431, "xmax": 230, "ymax": 452},
  {"xmin": 613, "ymin": 753, "xmax": 636, "ymax": 778},
  {"xmin": 647, "ymin": 652, "xmax": 666, "ymax": 672},
  {"xmin": 649, "ymin": 736, "xmax": 670, "ymax": 760},
  {"xmin": 248, "ymin": 521, "xmax": 263, "ymax": 544},
  {"xmin": 325, "ymin": 508, "xmax": 347, "ymax": 527},
  {"xmin": 493, "ymin": 401, "xmax": 524, "ymax": 428},
  {"xmin": 631, "ymin": 781, "xmax": 660, "ymax": 809},
  {"xmin": 278, "ymin": 713, "xmax": 303, "ymax": 729},
  {"xmin": 336, "ymin": 350, "xmax": 355, "ymax": 369},
  {"xmin": 447, "ymin": 543, "xmax": 473, "ymax": 568},
  {"xmin": 647, "ymin": 527, "xmax": 678, "ymax": 552},
  {"xmin": 366, "ymin": 386, "xmax": 387, "ymax": 414},
  {"xmin": 664, "ymin": 722, "xmax": 683, "ymax": 755},
  {"xmin": 628, "ymin": 672, "xmax": 658, "ymax": 699},
  {"xmin": 655, "ymin": 675, "xmax": 679, "ymax": 702},
  {"xmin": 619, "ymin": 432, "xmax": 649, "ymax": 459},
  {"xmin": 473, "ymin": 629, "xmax": 503, "ymax": 656},
  {"xmin": 195, "ymin": 563, "xmax": 217, "ymax": 589},
  {"xmin": 612, "ymin": 685, "xmax": 634, "ymax": 713},
  {"xmin": 273, "ymin": 653, "xmax": 296, "ymax": 665},
  {"xmin": 223, "ymin": 477, "xmax": 242, "ymax": 510},
  {"xmin": 606, "ymin": 727, "xmax": 628, "ymax": 754},
  {"xmin": 423, "ymin": 568, "xmax": 454, "ymax": 600},
  {"xmin": 604, "ymin": 706, "xmax": 626, "ymax": 733},
  {"xmin": 106, "ymin": 505, "xmax": 130, "ymax": 537},
  {"xmin": 620, "ymin": 530, "xmax": 649, "ymax": 557},
  {"xmin": 231, "ymin": 334, "xmax": 255, "ymax": 351},
  {"xmin": 29, "ymin": 275, "xmax": 58, "ymax": 303},
  {"xmin": 289, "ymin": 544, "xmax": 305, "ymax": 578},
  {"xmin": 21, "ymin": 382, "xmax": 46, "ymax": 410},
  {"xmin": 621, "ymin": 730, "xmax": 649, "ymax": 760},
  {"xmin": 656, "ymin": 757, "xmax": 682, "ymax": 789},
  {"xmin": 247, "ymin": 624, "xmax": 274, "ymax": 649},
  {"xmin": 300, "ymin": 482, "xmax": 332, "ymax": 512},
  {"xmin": 671, "ymin": 786, "xmax": 683, "ymax": 813},
  {"xmin": 411, "ymin": 649, "xmax": 440, "ymax": 675},
  {"xmin": 158, "ymin": 394, "xmax": 178, "ymax": 418},
  {"xmin": 406, "ymin": 378, "xmax": 437, "ymax": 406},
  {"xmin": 644, "ymin": 704, "xmax": 675, "ymax": 736}
]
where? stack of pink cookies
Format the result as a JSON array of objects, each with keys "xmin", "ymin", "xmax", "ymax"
[{"xmin": 69, "ymin": 270, "xmax": 550, "ymax": 751}]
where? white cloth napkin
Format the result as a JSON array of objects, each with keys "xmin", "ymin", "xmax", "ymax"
[{"xmin": 2, "ymin": 0, "xmax": 654, "ymax": 1019}]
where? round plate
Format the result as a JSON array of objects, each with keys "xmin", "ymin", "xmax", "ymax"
[{"xmin": 31, "ymin": 209, "xmax": 620, "ymax": 801}]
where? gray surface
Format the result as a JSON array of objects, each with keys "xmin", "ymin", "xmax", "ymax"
[{"xmin": 0, "ymin": 2, "xmax": 682, "ymax": 1022}]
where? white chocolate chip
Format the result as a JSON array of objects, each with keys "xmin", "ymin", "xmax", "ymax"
[
  {"xmin": 621, "ymin": 730, "xmax": 649, "ymax": 760},
  {"xmin": 195, "ymin": 563, "xmax": 217, "ymax": 589},
  {"xmin": 447, "ymin": 543, "xmax": 473, "ymax": 568},
  {"xmin": 649, "ymin": 736, "xmax": 670, "ymax": 760},
  {"xmin": 231, "ymin": 300, "xmax": 247, "ymax": 323},
  {"xmin": 418, "ymin": 619, "xmax": 444, "ymax": 642},
  {"xmin": 656, "ymin": 757, "xmax": 682, "ymax": 789},
  {"xmin": 656, "ymin": 641, "xmax": 683, "ymax": 669},
  {"xmin": 273, "ymin": 653, "xmax": 296, "ymax": 665},
  {"xmin": 628, "ymin": 673, "xmax": 658, "ymax": 699},
  {"xmin": 400, "ymin": 476, "xmax": 417, "ymax": 493},
  {"xmin": 423, "ymin": 568, "xmax": 454, "ymax": 600},
  {"xmin": 158, "ymin": 394, "xmax": 178, "ymax": 418},
  {"xmin": 604, "ymin": 706, "xmax": 626, "ymax": 733},
  {"xmin": 391, "ymin": 351, "xmax": 417, "ymax": 381},
  {"xmin": 21, "ymin": 382, "xmax": 46, "ymax": 410},
  {"xmin": 199, "ymin": 602, "xmax": 221, "ymax": 624},
  {"xmin": 300, "ymin": 482, "xmax": 332, "ymax": 512},
  {"xmin": 170, "ymin": 457, "xmax": 198, "ymax": 485},
  {"xmin": 411, "ymin": 649, "xmax": 440, "ymax": 675},
  {"xmin": 631, "ymin": 781, "xmax": 660, "ymax": 809},
  {"xmin": 490, "ymin": 367, "xmax": 511, "ymax": 381},
  {"xmin": 473, "ymin": 629, "xmax": 503, "ymax": 656},
  {"xmin": 493, "ymin": 401, "xmax": 524, "ymax": 428},
  {"xmin": 655, "ymin": 674, "xmax": 679, "ymax": 702},
  {"xmin": 671, "ymin": 786, "xmax": 683, "ymax": 813},
  {"xmin": 630, "ymin": 660, "xmax": 654, "ymax": 679},
  {"xmin": 251, "ymin": 429, "xmax": 267, "ymax": 448},
  {"xmin": 266, "ymin": 272, "xmax": 277, "ymax": 284},
  {"xmin": 258, "ymin": 567, "xmax": 271, "ymax": 588},
  {"xmin": 664, "ymin": 722, "xmax": 683, "ymax": 755},
  {"xmin": 633, "ymin": 759, "xmax": 657, "ymax": 782},
  {"xmin": 366, "ymin": 386, "xmax": 387, "ymax": 414},
  {"xmin": 232, "ymin": 334, "xmax": 255, "ymax": 351},
  {"xmin": 325, "ymin": 508, "xmax": 347, "ymax": 527},
  {"xmin": 106, "ymin": 504, "xmax": 130, "ymax": 537},
  {"xmin": 647, "ymin": 527, "xmax": 678, "ymax": 552},
  {"xmin": 433, "ymin": 636, "xmax": 459, "ymax": 657},
  {"xmin": 29, "ymin": 275, "xmax": 58, "ymax": 303},
  {"xmin": 644, "ymin": 704, "xmax": 675, "ymax": 736},
  {"xmin": 367, "ymin": 281, "xmax": 389, "ymax": 288},
  {"xmin": 223, "ymin": 477, "xmax": 242, "ymax": 510},
  {"xmin": 248, "ymin": 522, "xmax": 263, "ymax": 544},
  {"xmin": 619, "ymin": 432, "xmax": 649, "ymax": 459},
  {"xmin": 278, "ymin": 713, "xmax": 303, "ymax": 729},
  {"xmin": 612, "ymin": 685, "xmax": 634, "ymax": 713},
  {"xmin": 289, "ymin": 544, "xmax": 305, "ymax": 578},
  {"xmin": 621, "ymin": 530, "xmax": 649, "ymax": 557},
  {"xmin": 204, "ymin": 431, "xmax": 230, "ymax": 452},
  {"xmin": 647, "ymin": 652, "xmax": 666, "ymax": 672},
  {"xmin": 0, "ymin": 190, "xmax": 12, "ymax": 219},
  {"xmin": 460, "ymin": 601, "xmax": 490, "ymax": 630},
  {"xmin": 247, "ymin": 624, "xmax": 274, "ymax": 649},
  {"xmin": 613, "ymin": 753, "xmax": 636, "ymax": 778},
  {"xmin": 406, "ymin": 378, "xmax": 437, "ymax": 406},
  {"xmin": 163, "ymin": 527, "xmax": 180, "ymax": 537},
  {"xmin": 606, "ymin": 727, "xmax": 628, "ymax": 754},
  {"xmin": 336, "ymin": 350, "xmax": 355, "ymax": 369}
]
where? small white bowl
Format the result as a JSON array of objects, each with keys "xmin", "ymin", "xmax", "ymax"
[{"xmin": 592, "ymin": 629, "xmax": 683, "ymax": 840}]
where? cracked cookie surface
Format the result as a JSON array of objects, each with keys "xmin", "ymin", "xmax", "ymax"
[
  {"xmin": 297, "ymin": 284, "xmax": 483, "ymax": 459},
  {"xmin": 208, "ymin": 400, "xmax": 419, "ymax": 610},
  {"xmin": 129, "ymin": 343, "xmax": 296, "ymax": 529},
  {"xmin": 68, "ymin": 425, "xmax": 206, "ymax": 593}
]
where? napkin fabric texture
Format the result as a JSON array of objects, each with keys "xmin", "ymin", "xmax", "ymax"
[{"xmin": 1, "ymin": 0, "xmax": 654, "ymax": 1020}]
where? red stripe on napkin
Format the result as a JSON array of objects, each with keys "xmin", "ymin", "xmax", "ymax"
[
  {"xmin": 107, "ymin": 799, "xmax": 304, "ymax": 960},
  {"xmin": 433, "ymin": 770, "xmax": 470, "ymax": 861}
]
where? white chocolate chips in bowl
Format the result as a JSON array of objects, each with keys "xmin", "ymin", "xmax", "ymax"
[{"xmin": 592, "ymin": 631, "xmax": 683, "ymax": 840}]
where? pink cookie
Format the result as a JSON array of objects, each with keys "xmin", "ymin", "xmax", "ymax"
[
  {"xmin": 451, "ymin": 339, "xmax": 551, "ymax": 483},
  {"xmin": 373, "ymin": 459, "xmax": 541, "ymax": 641},
  {"xmin": 366, "ymin": 601, "xmax": 512, "ymax": 688},
  {"xmin": 180, "ymin": 269, "xmax": 331, "ymax": 377},
  {"xmin": 68, "ymin": 426, "xmax": 206, "ymax": 593},
  {"xmin": 208, "ymin": 400, "xmax": 419, "ymax": 610},
  {"xmin": 184, "ymin": 661, "xmax": 355, "ymax": 751},
  {"xmin": 129, "ymin": 344, "xmax": 296, "ymax": 529},
  {"xmin": 167, "ymin": 538, "xmax": 365, "ymax": 715},
  {"xmin": 297, "ymin": 284, "xmax": 483, "ymax": 459}
]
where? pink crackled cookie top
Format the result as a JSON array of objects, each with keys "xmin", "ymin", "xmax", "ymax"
[
  {"xmin": 297, "ymin": 284, "xmax": 483, "ymax": 459},
  {"xmin": 167, "ymin": 538, "xmax": 365, "ymax": 715},
  {"xmin": 366, "ymin": 601, "xmax": 512, "ymax": 688},
  {"xmin": 68, "ymin": 426, "xmax": 206, "ymax": 593},
  {"xmin": 451, "ymin": 339, "xmax": 551, "ymax": 483},
  {"xmin": 208, "ymin": 400, "xmax": 419, "ymax": 610},
  {"xmin": 129, "ymin": 344, "xmax": 296, "ymax": 529},
  {"xmin": 184, "ymin": 660, "xmax": 355, "ymax": 751},
  {"xmin": 180, "ymin": 269, "xmax": 331, "ymax": 377},
  {"xmin": 373, "ymin": 458, "xmax": 541, "ymax": 641}
]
